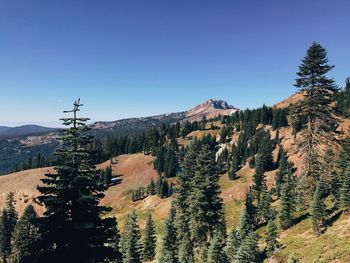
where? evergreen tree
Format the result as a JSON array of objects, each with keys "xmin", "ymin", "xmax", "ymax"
[
  {"xmin": 225, "ymin": 228, "xmax": 239, "ymax": 263},
  {"xmin": 176, "ymin": 147, "xmax": 203, "ymax": 263},
  {"xmin": 147, "ymin": 178, "xmax": 156, "ymax": 195},
  {"xmin": 278, "ymin": 171, "xmax": 294, "ymax": 229},
  {"xmin": 159, "ymin": 207, "xmax": 178, "ymax": 263},
  {"xmin": 237, "ymin": 190, "xmax": 256, "ymax": 241},
  {"xmin": 207, "ymin": 233, "xmax": 227, "ymax": 263},
  {"xmin": 292, "ymin": 42, "xmax": 338, "ymax": 193},
  {"xmin": 258, "ymin": 134, "xmax": 274, "ymax": 171},
  {"xmin": 111, "ymin": 220, "xmax": 122, "ymax": 263},
  {"xmin": 187, "ymin": 145, "xmax": 226, "ymax": 247},
  {"xmin": 35, "ymin": 100, "xmax": 119, "ymax": 263},
  {"xmin": 253, "ymin": 155, "xmax": 266, "ymax": 195},
  {"xmin": 275, "ymin": 149, "xmax": 288, "ymax": 197},
  {"xmin": 341, "ymin": 165, "xmax": 350, "ymax": 213},
  {"xmin": 121, "ymin": 211, "xmax": 142, "ymax": 263},
  {"xmin": 234, "ymin": 231, "xmax": 259, "ymax": 263},
  {"xmin": 10, "ymin": 204, "xmax": 39, "ymax": 263},
  {"xmin": 0, "ymin": 192, "xmax": 18, "ymax": 263},
  {"xmin": 228, "ymin": 165, "xmax": 237, "ymax": 180},
  {"xmin": 177, "ymin": 224, "xmax": 194, "ymax": 263},
  {"xmin": 265, "ymin": 219, "xmax": 279, "ymax": 257},
  {"xmin": 142, "ymin": 214, "xmax": 156, "ymax": 262},
  {"xmin": 257, "ymin": 187, "xmax": 273, "ymax": 224},
  {"xmin": 311, "ymin": 179, "xmax": 327, "ymax": 234}
]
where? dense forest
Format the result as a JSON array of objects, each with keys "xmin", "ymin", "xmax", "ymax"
[{"xmin": 1, "ymin": 42, "xmax": 350, "ymax": 263}]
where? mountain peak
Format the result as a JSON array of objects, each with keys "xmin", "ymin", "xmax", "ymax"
[
  {"xmin": 200, "ymin": 99, "xmax": 236, "ymax": 110},
  {"xmin": 185, "ymin": 99, "xmax": 238, "ymax": 120}
]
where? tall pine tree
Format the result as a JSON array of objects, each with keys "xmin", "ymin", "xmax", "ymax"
[
  {"xmin": 187, "ymin": 145, "xmax": 226, "ymax": 248},
  {"xmin": 159, "ymin": 207, "xmax": 178, "ymax": 263},
  {"xmin": 278, "ymin": 171, "xmax": 294, "ymax": 230},
  {"xmin": 121, "ymin": 211, "xmax": 142, "ymax": 263},
  {"xmin": 36, "ymin": 99, "xmax": 119, "ymax": 263},
  {"xmin": 265, "ymin": 219, "xmax": 279, "ymax": 257},
  {"xmin": 142, "ymin": 214, "xmax": 156, "ymax": 262},
  {"xmin": 0, "ymin": 192, "xmax": 18, "ymax": 263},
  {"xmin": 10, "ymin": 204, "xmax": 39, "ymax": 263},
  {"xmin": 292, "ymin": 42, "xmax": 338, "ymax": 195}
]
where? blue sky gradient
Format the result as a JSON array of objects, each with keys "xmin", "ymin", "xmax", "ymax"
[{"xmin": 1, "ymin": 0, "xmax": 350, "ymax": 126}]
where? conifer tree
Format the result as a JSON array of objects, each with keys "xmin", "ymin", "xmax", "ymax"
[
  {"xmin": 234, "ymin": 230, "xmax": 260, "ymax": 263},
  {"xmin": 258, "ymin": 134, "xmax": 274, "ymax": 171},
  {"xmin": 36, "ymin": 100, "xmax": 119, "ymax": 263},
  {"xmin": 176, "ymin": 157, "xmax": 195, "ymax": 263},
  {"xmin": 340, "ymin": 165, "xmax": 350, "ymax": 213},
  {"xmin": 225, "ymin": 228, "xmax": 239, "ymax": 262},
  {"xmin": 159, "ymin": 207, "xmax": 178, "ymax": 263},
  {"xmin": 275, "ymin": 149, "xmax": 288, "ymax": 197},
  {"xmin": 278, "ymin": 171, "xmax": 294, "ymax": 229},
  {"xmin": 257, "ymin": 187, "xmax": 273, "ymax": 224},
  {"xmin": 237, "ymin": 190, "xmax": 256, "ymax": 241},
  {"xmin": 111, "ymin": 220, "xmax": 122, "ymax": 263},
  {"xmin": 147, "ymin": 178, "xmax": 156, "ymax": 195},
  {"xmin": 228, "ymin": 165, "xmax": 237, "ymax": 180},
  {"xmin": 121, "ymin": 211, "xmax": 142, "ymax": 263},
  {"xmin": 253, "ymin": 155, "xmax": 266, "ymax": 195},
  {"xmin": 10, "ymin": 204, "xmax": 39, "ymax": 263},
  {"xmin": 311, "ymin": 179, "xmax": 327, "ymax": 234},
  {"xmin": 0, "ymin": 192, "xmax": 18, "ymax": 263},
  {"xmin": 292, "ymin": 42, "xmax": 338, "ymax": 193},
  {"xmin": 207, "ymin": 233, "xmax": 227, "ymax": 263},
  {"xmin": 142, "ymin": 214, "xmax": 156, "ymax": 262},
  {"xmin": 187, "ymin": 145, "xmax": 226, "ymax": 247},
  {"xmin": 265, "ymin": 219, "xmax": 279, "ymax": 257},
  {"xmin": 177, "ymin": 224, "xmax": 194, "ymax": 263}
]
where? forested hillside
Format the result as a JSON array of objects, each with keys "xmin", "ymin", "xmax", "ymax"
[{"xmin": 1, "ymin": 42, "xmax": 350, "ymax": 263}]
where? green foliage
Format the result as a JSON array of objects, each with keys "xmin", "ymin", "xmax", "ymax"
[
  {"xmin": 142, "ymin": 214, "xmax": 156, "ymax": 262},
  {"xmin": 36, "ymin": 100, "xmax": 120, "ymax": 263},
  {"xmin": 187, "ymin": 145, "xmax": 226, "ymax": 246},
  {"xmin": 99, "ymin": 165, "xmax": 112, "ymax": 187},
  {"xmin": 234, "ymin": 230, "xmax": 260, "ymax": 263},
  {"xmin": 225, "ymin": 228, "xmax": 239, "ymax": 262},
  {"xmin": 10, "ymin": 204, "xmax": 39, "ymax": 263},
  {"xmin": 287, "ymin": 254, "xmax": 298, "ymax": 263},
  {"xmin": 279, "ymin": 171, "xmax": 294, "ymax": 230},
  {"xmin": 207, "ymin": 233, "xmax": 227, "ymax": 263},
  {"xmin": 121, "ymin": 211, "xmax": 142, "ymax": 263},
  {"xmin": 177, "ymin": 224, "xmax": 194, "ymax": 263},
  {"xmin": 292, "ymin": 41, "xmax": 338, "ymax": 193},
  {"xmin": 147, "ymin": 178, "xmax": 156, "ymax": 195},
  {"xmin": 276, "ymin": 148, "xmax": 288, "ymax": 197},
  {"xmin": 336, "ymin": 77, "xmax": 350, "ymax": 116},
  {"xmin": 266, "ymin": 219, "xmax": 279, "ymax": 257},
  {"xmin": 237, "ymin": 190, "xmax": 256, "ymax": 240},
  {"xmin": 253, "ymin": 155, "xmax": 266, "ymax": 194},
  {"xmin": 311, "ymin": 178, "xmax": 327, "ymax": 234},
  {"xmin": 257, "ymin": 187, "xmax": 273, "ymax": 224},
  {"xmin": 159, "ymin": 207, "xmax": 178, "ymax": 263},
  {"xmin": 132, "ymin": 187, "xmax": 147, "ymax": 202},
  {"xmin": 0, "ymin": 192, "xmax": 18, "ymax": 262},
  {"xmin": 341, "ymin": 165, "xmax": 350, "ymax": 213}
]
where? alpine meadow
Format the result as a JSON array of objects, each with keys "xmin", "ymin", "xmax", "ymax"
[{"xmin": 1, "ymin": 1, "xmax": 350, "ymax": 263}]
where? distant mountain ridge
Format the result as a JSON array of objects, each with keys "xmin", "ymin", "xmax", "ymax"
[
  {"xmin": 0, "ymin": 125, "xmax": 59, "ymax": 138},
  {"xmin": 0, "ymin": 99, "xmax": 237, "ymax": 174},
  {"xmin": 91, "ymin": 99, "xmax": 238, "ymax": 136}
]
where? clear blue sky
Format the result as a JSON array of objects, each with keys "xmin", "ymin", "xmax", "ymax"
[{"xmin": 1, "ymin": 0, "xmax": 349, "ymax": 127}]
